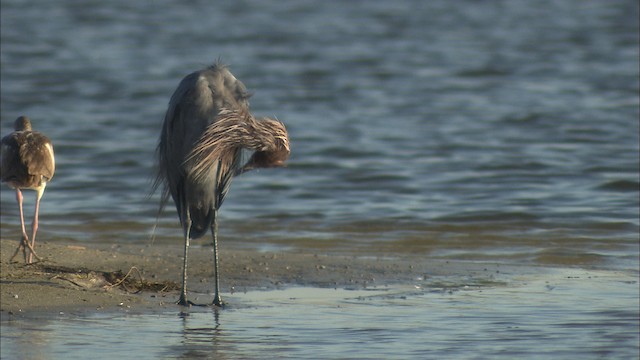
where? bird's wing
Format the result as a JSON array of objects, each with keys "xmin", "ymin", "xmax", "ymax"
[
  {"xmin": 0, "ymin": 135, "xmax": 21, "ymax": 181},
  {"xmin": 20, "ymin": 132, "xmax": 55, "ymax": 180}
]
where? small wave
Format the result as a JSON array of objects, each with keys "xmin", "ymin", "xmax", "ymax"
[
  {"xmin": 455, "ymin": 66, "xmax": 512, "ymax": 78},
  {"xmin": 434, "ymin": 211, "xmax": 539, "ymax": 223},
  {"xmin": 596, "ymin": 180, "xmax": 639, "ymax": 192},
  {"xmin": 534, "ymin": 248, "xmax": 608, "ymax": 267}
]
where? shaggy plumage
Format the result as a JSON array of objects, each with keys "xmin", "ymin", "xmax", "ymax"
[{"xmin": 154, "ymin": 63, "xmax": 290, "ymax": 306}]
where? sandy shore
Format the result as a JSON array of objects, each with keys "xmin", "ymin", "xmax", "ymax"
[{"xmin": 1, "ymin": 238, "xmax": 515, "ymax": 317}]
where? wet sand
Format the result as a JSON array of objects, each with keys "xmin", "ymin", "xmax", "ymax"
[{"xmin": 1, "ymin": 238, "xmax": 524, "ymax": 317}]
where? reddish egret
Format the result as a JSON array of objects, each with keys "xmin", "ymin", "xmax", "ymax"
[
  {"xmin": 154, "ymin": 63, "xmax": 290, "ymax": 307},
  {"xmin": 1, "ymin": 116, "xmax": 55, "ymax": 263}
]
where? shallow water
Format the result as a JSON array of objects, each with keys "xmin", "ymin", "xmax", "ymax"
[
  {"xmin": 1, "ymin": 0, "xmax": 638, "ymax": 270},
  {"xmin": 2, "ymin": 268, "xmax": 638, "ymax": 359}
]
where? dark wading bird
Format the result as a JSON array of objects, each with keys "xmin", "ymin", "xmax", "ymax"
[
  {"xmin": 154, "ymin": 63, "xmax": 290, "ymax": 307},
  {"xmin": 1, "ymin": 116, "xmax": 55, "ymax": 264}
]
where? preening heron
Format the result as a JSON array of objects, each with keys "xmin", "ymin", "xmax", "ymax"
[
  {"xmin": 154, "ymin": 63, "xmax": 290, "ymax": 307},
  {"xmin": 1, "ymin": 116, "xmax": 55, "ymax": 264}
]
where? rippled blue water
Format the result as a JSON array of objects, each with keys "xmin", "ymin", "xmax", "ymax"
[{"xmin": 1, "ymin": 0, "xmax": 638, "ymax": 267}]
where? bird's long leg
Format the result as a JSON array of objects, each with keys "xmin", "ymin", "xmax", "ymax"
[
  {"xmin": 27, "ymin": 189, "xmax": 45, "ymax": 264},
  {"xmin": 178, "ymin": 213, "xmax": 192, "ymax": 307},
  {"xmin": 9, "ymin": 189, "xmax": 40, "ymax": 263},
  {"xmin": 211, "ymin": 209, "xmax": 223, "ymax": 307},
  {"xmin": 10, "ymin": 189, "xmax": 29, "ymax": 262}
]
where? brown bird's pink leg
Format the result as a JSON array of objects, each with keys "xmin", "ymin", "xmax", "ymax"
[
  {"xmin": 10, "ymin": 189, "xmax": 29, "ymax": 262},
  {"xmin": 9, "ymin": 189, "xmax": 42, "ymax": 263},
  {"xmin": 27, "ymin": 190, "xmax": 44, "ymax": 264}
]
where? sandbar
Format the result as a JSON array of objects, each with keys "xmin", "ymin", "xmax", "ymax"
[{"xmin": 1, "ymin": 238, "xmax": 522, "ymax": 318}]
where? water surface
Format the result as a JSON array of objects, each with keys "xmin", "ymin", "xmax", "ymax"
[
  {"xmin": 1, "ymin": 0, "xmax": 638, "ymax": 269},
  {"xmin": 2, "ymin": 268, "xmax": 638, "ymax": 359}
]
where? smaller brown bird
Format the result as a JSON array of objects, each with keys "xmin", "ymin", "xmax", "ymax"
[{"xmin": 1, "ymin": 116, "xmax": 55, "ymax": 263}]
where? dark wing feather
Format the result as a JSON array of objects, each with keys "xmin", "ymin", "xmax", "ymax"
[
  {"xmin": 0, "ymin": 134, "xmax": 23, "ymax": 182},
  {"xmin": 1, "ymin": 131, "xmax": 54, "ymax": 184}
]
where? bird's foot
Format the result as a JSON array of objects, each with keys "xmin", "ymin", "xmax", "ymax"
[
  {"xmin": 212, "ymin": 296, "xmax": 225, "ymax": 308},
  {"xmin": 177, "ymin": 295, "xmax": 225, "ymax": 308},
  {"xmin": 9, "ymin": 239, "xmax": 42, "ymax": 264},
  {"xmin": 176, "ymin": 295, "xmax": 196, "ymax": 307},
  {"xmin": 26, "ymin": 248, "xmax": 43, "ymax": 264},
  {"xmin": 176, "ymin": 296, "xmax": 211, "ymax": 307}
]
